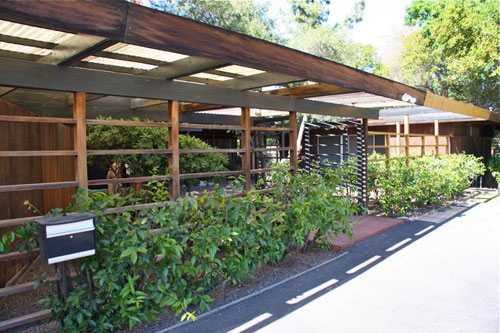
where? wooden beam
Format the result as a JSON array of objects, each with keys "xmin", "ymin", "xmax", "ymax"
[
  {"xmin": 37, "ymin": 34, "xmax": 112, "ymax": 66},
  {"xmin": 434, "ymin": 119, "xmax": 439, "ymax": 135},
  {"xmin": 0, "ymin": 57, "xmax": 379, "ymax": 118},
  {"xmin": 424, "ymin": 92, "xmax": 500, "ymax": 123},
  {"xmin": 0, "ymin": 310, "xmax": 51, "ymax": 331},
  {"xmin": 0, "ymin": 0, "xmax": 425, "ymax": 104},
  {"xmin": 180, "ymin": 83, "xmax": 355, "ymax": 112},
  {"xmin": 213, "ymin": 72, "xmax": 304, "ymax": 90},
  {"xmin": 289, "ymin": 111, "xmax": 297, "ymax": 175},
  {"xmin": 0, "ymin": 33, "xmax": 57, "ymax": 49},
  {"xmin": 168, "ymin": 100, "xmax": 180, "ymax": 200},
  {"xmin": 146, "ymin": 56, "xmax": 227, "ymax": 79},
  {"xmin": 73, "ymin": 92, "xmax": 87, "ymax": 189},
  {"xmin": 267, "ymin": 83, "xmax": 355, "ymax": 98},
  {"xmin": 241, "ymin": 107, "xmax": 252, "ymax": 191}
]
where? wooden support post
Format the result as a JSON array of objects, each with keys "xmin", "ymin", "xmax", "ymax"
[
  {"xmin": 361, "ymin": 119, "xmax": 369, "ymax": 211},
  {"xmin": 446, "ymin": 136, "xmax": 451, "ymax": 155},
  {"xmin": 168, "ymin": 100, "xmax": 180, "ymax": 200},
  {"xmin": 395, "ymin": 122, "xmax": 401, "ymax": 154},
  {"xmin": 289, "ymin": 111, "xmax": 298, "ymax": 175},
  {"xmin": 73, "ymin": 92, "xmax": 87, "ymax": 189},
  {"xmin": 404, "ymin": 115, "xmax": 410, "ymax": 134},
  {"xmin": 434, "ymin": 119, "xmax": 440, "ymax": 156},
  {"xmin": 385, "ymin": 134, "xmax": 390, "ymax": 170},
  {"xmin": 421, "ymin": 135, "xmax": 426, "ymax": 157},
  {"xmin": 241, "ymin": 107, "xmax": 251, "ymax": 191},
  {"xmin": 404, "ymin": 115, "xmax": 410, "ymax": 165}
]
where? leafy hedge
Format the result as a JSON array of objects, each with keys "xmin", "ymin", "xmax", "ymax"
[
  {"xmin": 1, "ymin": 165, "xmax": 359, "ymax": 331},
  {"xmin": 368, "ymin": 153, "xmax": 485, "ymax": 216},
  {"xmin": 87, "ymin": 117, "xmax": 229, "ymax": 178}
]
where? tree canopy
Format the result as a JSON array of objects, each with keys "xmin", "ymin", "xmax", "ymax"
[{"xmin": 399, "ymin": 0, "xmax": 499, "ymax": 111}]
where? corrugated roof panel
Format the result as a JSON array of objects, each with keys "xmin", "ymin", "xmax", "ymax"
[
  {"xmin": 0, "ymin": 19, "xmax": 73, "ymax": 44},
  {"xmin": 190, "ymin": 72, "xmax": 233, "ymax": 81},
  {"xmin": 82, "ymin": 56, "xmax": 157, "ymax": 70},
  {"xmin": 104, "ymin": 43, "xmax": 188, "ymax": 63},
  {"xmin": 217, "ymin": 65, "xmax": 265, "ymax": 76}
]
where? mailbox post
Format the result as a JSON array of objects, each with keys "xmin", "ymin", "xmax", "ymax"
[{"xmin": 36, "ymin": 213, "xmax": 97, "ymax": 298}]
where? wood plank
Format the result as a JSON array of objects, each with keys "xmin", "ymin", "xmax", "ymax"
[
  {"xmin": 180, "ymin": 148, "xmax": 245, "ymax": 154},
  {"xmin": 289, "ymin": 111, "xmax": 298, "ymax": 175},
  {"xmin": 86, "ymin": 119, "xmax": 171, "ymax": 127},
  {"xmin": 252, "ymin": 147, "xmax": 291, "ymax": 152},
  {"xmin": 179, "ymin": 123, "xmax": 243, "ymax": 130},
  {"xmin": 87, "ymin": 149, "xmax": 172, "ymax": 156},
  {"xmin": 38, "ymin": 35, "xmax": 114, "ymax": 66},
  {"xmin": 251, "ymin": 168, "xmax": 278, "ymax": 174},
  {"xmin": 88, "ymin": 175, "xmax": 171, "ymax": 186},
  {"xmin": 0, "ymin": 33, "xmax": 57, "ymax": 49},
  {"xmin": 213, "ymin": 72, "xmax": 304, "ymax": 90},
  {"xmin": 145, "ymin": 57, "xmax": 227, "ymax": 79},
  {"xmin": 179, "ymin": 170, "xmax": 243, "ymax": 179},
  {"xmin": 122, "ymin": 82, "xmax": 355, "ymax": 113},
  {"xmin": 0, "ymin": 115, "xmax": 75, "ymax": 124},
  {"xmin": 168, "ymin": 100, "xmax": 180, "ymax": 200},
  {"xmin": 251, "ymin": 126, "xmax": 290, "ymax": 131},
  {"xmin": 241, "ymin": 107, "xmax": 251, "ymax": 191},
  {"xmin": 0, "ymin": 150, "xmax": 77, "ymax": 157},
  {"xmin": 0, "ymin": 0, "xmax": 128, "ymax": 39},
  {"xmin": 0, "ymin": 57, "xmax": 379, "ymax": 119},
  {"xmin": 0, "ymin": 250, "xmax": 39, "ymax": 263},
  {"xmin": 0, "ymin": 181, "xmax": 78, "ymax": 193},
  {"xmin": 424, "ymin": 92, "xmax": 500, "ymax": 123},
  {"xmin": 267, "ymin": 83, "xmax": 355, "ymax": 98},
  {"xmin": 0, "ymin": 0, "xmax": 425, "ymax": 105},
  {"xmin": 0, "ymin": 310, "xmax": 51, "ymax": 331}
]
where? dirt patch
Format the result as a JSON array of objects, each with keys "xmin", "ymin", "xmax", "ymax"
[{"xmin": 2, "ymin": 247, "xmax": 342, "ymax": 332}]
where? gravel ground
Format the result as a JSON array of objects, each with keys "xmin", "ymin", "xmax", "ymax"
[{"xmin": 2, "ymin": 247, "xmax": 341, "ymax": 333}]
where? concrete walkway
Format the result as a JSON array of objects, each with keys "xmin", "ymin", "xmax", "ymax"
[{"xmin": 161, "ymin": 195, "xmax": 499, "ymax": 333}]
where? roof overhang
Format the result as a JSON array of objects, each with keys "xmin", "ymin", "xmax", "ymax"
[{"xmin": 0, "ymin": 0, "xmax": 496, "ymax": 123}]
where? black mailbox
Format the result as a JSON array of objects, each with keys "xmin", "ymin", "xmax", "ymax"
[{"xmin": 36, "ymin": 213, "xmax": 97, "ymax": 264}]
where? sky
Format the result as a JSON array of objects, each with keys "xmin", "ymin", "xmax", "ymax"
[{"xmin": 266, "ymin": 0, "xmax": 415, "ymax": 60}]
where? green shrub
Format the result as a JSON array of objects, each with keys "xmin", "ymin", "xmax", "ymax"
[
  {"xmin": 371, "ymin": 153, "xmax": 485, "ymax": 216},
  {"xmin": 1, "ymin": 166, "xmax": 358, "ymax": 332},
  {"xmin": 488, "ymin": 156, "xmax": 500, "ymax": 184},
  {"xmin": 87, "ymin": 117, "xmax": 229, "ymax": 178}
]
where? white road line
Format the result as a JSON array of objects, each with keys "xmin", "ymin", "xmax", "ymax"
[
  {"xmin": 286, "ymin": 278, "xmax": 339, "ymax": 305},
  {"xmin": 415, "ymin": 225, "xmax": 434, "ymax": 236},
  {"xmin": 385, "ymin": 238, "xmax": 412, "ymax": 252},
  {"xmin": 226, "ymin": 313, "xmax": 273, "ymax": 333},
  {"xmin": 346, "ymin": 255, "xmax": 381, "ymax": 274}
]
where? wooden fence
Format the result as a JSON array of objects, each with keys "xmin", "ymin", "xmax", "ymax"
[
  {"xmin": 366, "ymin": 131, "xmax": 451, "ymax": 205},
  {"xmin": 0, "ymin": 93, "xmax": 299, "ymax": 329}
]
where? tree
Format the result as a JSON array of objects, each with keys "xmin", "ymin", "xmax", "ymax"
[{"xmin": 399, "ymin": 0, "xmax": 499, "ymax": 111}]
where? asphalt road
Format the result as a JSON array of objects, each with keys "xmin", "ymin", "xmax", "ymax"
[{"xmin": 161, "ymin": 195, "xmax": 500, "ymax": 333}]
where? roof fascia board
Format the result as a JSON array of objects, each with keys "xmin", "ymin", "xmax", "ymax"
[{"xmin": 424, "ymin": 92, "xmax": 500, "ymax": 123}]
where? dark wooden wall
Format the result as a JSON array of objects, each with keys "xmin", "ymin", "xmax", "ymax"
[{"xmin": 0, "ymin": 99, "xmax": 75, "ymax": 286}]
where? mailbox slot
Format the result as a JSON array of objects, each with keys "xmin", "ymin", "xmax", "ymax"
[{"xmin": 36, "ymin": 213, "xmax": 97, "ymax": 264}]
